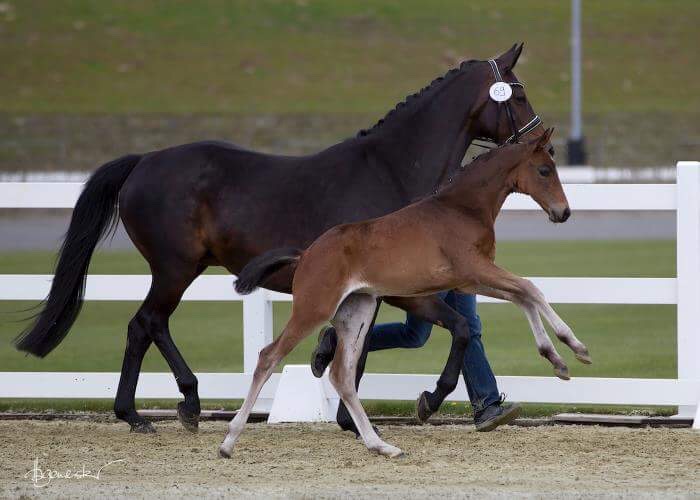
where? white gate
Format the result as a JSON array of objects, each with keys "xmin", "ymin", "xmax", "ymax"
[{"xmin": 0, "ymin": 162, "xmax": 698, "ymax": 427}]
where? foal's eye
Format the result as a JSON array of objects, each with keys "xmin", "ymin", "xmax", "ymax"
[{"xmin": 538, "ymin": 166, "xmax": 552, "ymax": 177}]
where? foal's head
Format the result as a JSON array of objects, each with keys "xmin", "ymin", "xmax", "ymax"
[{"xmin": 511, "ymin": 128, "xmax": 569, "ymax": 223}]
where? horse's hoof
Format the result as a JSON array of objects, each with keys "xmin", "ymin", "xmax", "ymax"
[
  {"xmin": 218, "ymin": 446, "xmax": 232, "ymax": 459},
  {"xmin": 130, "ymin": 420, "xmax": 156, "ymax": 434},
  {"xmin": 576, "ymin": 352, "xmax": 592, "ymax": 364},
  {"xmin": 177, "ymin": 402, "xmax": 200, "ymax": 433},
  {"xmin": 416, "ymin": 391, "xmax": 433, "ymax": 423},
  {"xmin": 554, "ymin": 366, "xmax": 570, "ymax": 380}
]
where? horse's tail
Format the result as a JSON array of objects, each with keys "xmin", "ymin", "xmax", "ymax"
[
  {"xmin": 14, "ymin": 154, "xmax": 142, "ymax": 357},
  {"xmin": 235, "ymin": 248, "xmax": 303, "ymax": 295}
]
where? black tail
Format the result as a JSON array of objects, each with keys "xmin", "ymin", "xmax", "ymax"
[
  {"xmin": 235, "ymin": 247, "xmax": 303, "ymax": 295},
  {"xmin": 14, "ymin": 154, "xmax": 142, "ymax": 357}
]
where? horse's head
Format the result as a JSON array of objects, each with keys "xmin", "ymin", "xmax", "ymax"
[
  {"xmin": 511, "ymin": 128, "xmax": 569, "ymax": 223},
  {"xmin": 471, "ymin": 43, "xmax": 553, "ymax": 155}
]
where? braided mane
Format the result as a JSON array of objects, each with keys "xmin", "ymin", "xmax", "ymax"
[{"xmin": 357, "ymin": 59, "xmax": 478, "ymax": 137}]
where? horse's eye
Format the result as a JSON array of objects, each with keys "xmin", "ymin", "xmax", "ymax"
[{"xmin": 538, "ymin": 166, "xmax": 552, "ymax": 177}]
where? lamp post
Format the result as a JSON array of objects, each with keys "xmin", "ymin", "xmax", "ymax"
[{"xmin": 567, "ymin": 0, "xmax": 587, "ymax": 165}]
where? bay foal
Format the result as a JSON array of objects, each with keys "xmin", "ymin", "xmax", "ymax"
[{"xmin": 221, "ymin": 129, "xmax": 590, "ymax": 458}]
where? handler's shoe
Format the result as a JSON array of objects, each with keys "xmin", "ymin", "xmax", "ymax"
[
  {"xmin": 474, "ymin": 397, "xmax": 521, "ymax": 432},
  {"xmin": 310, "ymin": 326, "xmax": 338, "ymax": 378}
]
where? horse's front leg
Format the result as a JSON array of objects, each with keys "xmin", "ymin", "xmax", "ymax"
[{"xmin": 384, "ymin": 295, "xmax": 471, "ymax": 423}]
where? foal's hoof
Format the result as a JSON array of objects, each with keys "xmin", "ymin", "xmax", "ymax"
[
  {"xmin": 177, "ymin": 402, "xmax": 200, "ymax": 433},
  {"xmin": 554, "ymin": 366, "xmax": 570, "ymax": 380},
  {"xmin": 130, "ymin": 420, "xmax": 156, "ymax": 434},
  {"xmin": 416, "ymin": 391, "xmax": 434, "ymax": 423},
  {"xmin": 340, "ymin": 418, "xmax": 381, "ymax": 438},
  {"xmin": 575, "ymin": 352, "xmax": 593, "ymax": 364},
  {"xmin": 370, "ymin": 443, "xmax": 404, "ymax": 458},
  {"xmin": 218, "ymin": 446, "xmax": 232, "ymax": 459},
  {"xmin": 354, "ymin": 425, "xmax": 382, "ymax": 439}
]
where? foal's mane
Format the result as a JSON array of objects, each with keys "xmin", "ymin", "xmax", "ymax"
[
  {"xmin": 452, "ymin": 143, "xmax": 526, "ymax": 186},
  {"xmin": 357, "ymin": 60, "xmax": 478, "ymax": 137}
]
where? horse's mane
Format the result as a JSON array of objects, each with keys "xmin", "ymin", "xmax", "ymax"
[{"xmin": 357, "ymin": 60, "xmax": 478, "ymax": 137}]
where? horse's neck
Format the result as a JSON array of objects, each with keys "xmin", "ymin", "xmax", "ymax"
[{"xmin": 367, "ymin": 74, "xmax": 479, "ymax": 200}]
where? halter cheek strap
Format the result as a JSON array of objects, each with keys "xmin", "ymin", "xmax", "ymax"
[{"xmin": 478, "ymin": 59, "xmax": 542, "ymax": 145}]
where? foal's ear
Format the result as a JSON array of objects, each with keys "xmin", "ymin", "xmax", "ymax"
[
  {"xmin": 535, "ymin": 127, "xmax": 554, "ymax": 150},
  {"xmin": 527, "ymin": 127, "xmax": 554, "ymax": 151},
  {"xmin": 497, "ymin": 42, "xmax": 524, "ymax": 72}
]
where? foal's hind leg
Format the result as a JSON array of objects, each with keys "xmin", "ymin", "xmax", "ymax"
[
  {"xmin": 329, "ymin": 294, "xmax": 403, "ymax": 457},
  {"xmin": 335, "ymin": 299, "xmax": 380, "ymax": 436},
  {"xmin": 219, "ymin": 310, "xmax": 328, "ymax": 457}
]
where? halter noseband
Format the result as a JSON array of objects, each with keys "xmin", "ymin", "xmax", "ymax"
[{"xmin": 474, "ymin": 59, "xmax": 542, "ymax": 146}]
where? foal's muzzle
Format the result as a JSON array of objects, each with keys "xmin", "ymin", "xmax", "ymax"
[{"xmin": 549, "ymin": 206, "xmax": 571, "ymax": 223}]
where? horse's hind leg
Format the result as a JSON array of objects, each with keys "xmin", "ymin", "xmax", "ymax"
[
  {"xmin": 114, "ymin": 311, "xmax": 154, "ymax": 432},
  {"xmin": 329, "ymin": 294, "xmax": 403, "ymax": 458},
  {"xmin": 114, "ymin": 263, "xmax": 204, "ymax": 433}
]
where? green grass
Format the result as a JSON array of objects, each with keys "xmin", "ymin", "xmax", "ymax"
[
  {"xmin": 0, "ymin": 240, "xmax": 677, "ymax": 415},
  {"xmin": 1, "ymin": 0, "xmax": 698, "ymax": 114}
]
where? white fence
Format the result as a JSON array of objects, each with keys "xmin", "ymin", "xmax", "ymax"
[{"xmin": 1, "ymin": 161, "xmax": 699, "ymax": 428}]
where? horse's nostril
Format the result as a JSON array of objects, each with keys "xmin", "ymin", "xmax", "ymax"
[{"xmin": 562, "ymin": 207, "xmax": 571, "ymax": 221}]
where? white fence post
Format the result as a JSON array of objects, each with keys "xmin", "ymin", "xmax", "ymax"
[
  {"xmin": 242, "ymin": 290, "xmax": 275, "ymax": 412},
  {"xmin": 242, "ymin": 290, "xmax": 274, "ymax": 374},
  {"xmin": 676, "ymin": 161, "xmax": 700, "ymax": 418}
]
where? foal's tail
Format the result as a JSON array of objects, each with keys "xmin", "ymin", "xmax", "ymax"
[
  {"xmin": 235, "ymin": 248, "xmax": 303, "ymax": 295},
  {"xmin": 14, "ymin": 154, "xmax": 142, "ymax": 357}
]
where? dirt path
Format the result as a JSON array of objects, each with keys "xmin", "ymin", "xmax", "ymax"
[{"xmin": 1, "ymin": 420, "xmax": 698, "ymax": 498}]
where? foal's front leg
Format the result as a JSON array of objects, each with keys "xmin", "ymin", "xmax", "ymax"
[
  {"xmin": 533, "ymin": 298, "xmax": 591, "ymax": 364},
  {"xmin": 470, "ymin": 261, "xmax": 591, "ymax": 376}
]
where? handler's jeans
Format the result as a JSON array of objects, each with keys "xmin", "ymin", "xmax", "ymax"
[{"xmin": 367, "ymin": 291, "xmax": 501, "ymax": 411}]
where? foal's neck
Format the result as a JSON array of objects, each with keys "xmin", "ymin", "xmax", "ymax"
[{"xmin": 435, "ymin": 152, "xmax": 520, "ymax": 223}]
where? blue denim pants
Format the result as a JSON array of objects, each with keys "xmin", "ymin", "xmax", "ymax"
[{"xmin": 367, "ymin": 291, "xmax": 500, "ymax": 411}]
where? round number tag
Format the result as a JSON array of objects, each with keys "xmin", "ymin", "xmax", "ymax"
[{"xmin": 489, "ymin": 82, "xmax": 512, "ymax": 102}]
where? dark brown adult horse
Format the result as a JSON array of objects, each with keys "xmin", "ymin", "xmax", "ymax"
[
  {"xmin": 222, "ymin": 130, "xmax": 590, "ymax": 458},
  {"xmin": 15, "ymin": 44, "xmax": 548, "ymax": 433}
]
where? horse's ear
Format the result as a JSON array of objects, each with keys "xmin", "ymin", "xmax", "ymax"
[{"xmin": 497, "ymin": 42, "xmax": 524, "ymax": 72}]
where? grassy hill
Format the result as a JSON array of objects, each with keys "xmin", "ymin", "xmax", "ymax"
[{"xmin": 1, "ymin": 0, "xmax": 698, "ymax": 114}]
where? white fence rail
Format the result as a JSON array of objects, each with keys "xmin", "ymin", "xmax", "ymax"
[{"xmin": 1, "ymin": 162, "xmax": 699, "ymax": 428}]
